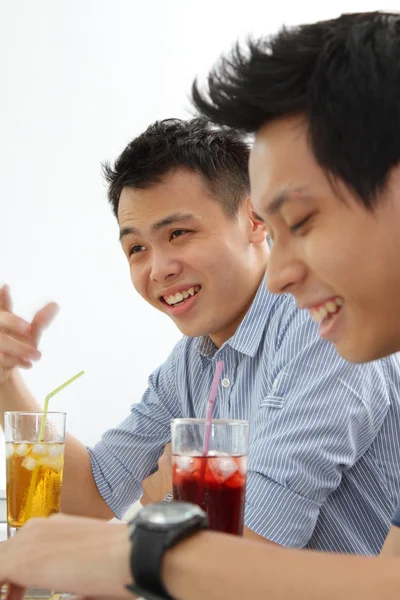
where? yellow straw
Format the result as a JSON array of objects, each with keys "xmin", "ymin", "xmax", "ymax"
[
  {"xmin": 38, "ymin": 369, "xmax": 85, "ymax": 442},
  {"xmin": 24, "ymin": 370, "xmax": 85, "ymax": 521}
]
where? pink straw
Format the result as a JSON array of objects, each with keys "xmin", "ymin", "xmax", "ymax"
[{"xmin": 202, "ymin": 360, "xmax": 224, "ymax": 456}]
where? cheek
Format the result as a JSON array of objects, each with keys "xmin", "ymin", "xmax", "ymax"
[
  {"xmin": 301, "ymin": 232, "xmax": 348, "ymax": 284},
  {"xmin": 130, "ymin": 267, "xmax": 147, "ymax": 296}
]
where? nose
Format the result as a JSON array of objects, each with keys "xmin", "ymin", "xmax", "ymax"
[
  {"xmin": 149, "ymin": 248, "xmax": 183, "ymax": 283},
  {"xmin": 266, "ymin": 242, "xmax": 306, "ymax": 295}
]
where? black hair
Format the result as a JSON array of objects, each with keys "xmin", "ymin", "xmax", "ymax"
[
  {"xmin": 192, "ymin": 12, "xmax": 400, "ymax": 208},
  {"xmin": 103, "ymin": 118, "xmax": 250, "ymax": 218}
]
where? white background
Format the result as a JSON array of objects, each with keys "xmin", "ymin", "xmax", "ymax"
[{"xmin": 0, "ymin": 0, "xmax": 388, "ymax": 489}]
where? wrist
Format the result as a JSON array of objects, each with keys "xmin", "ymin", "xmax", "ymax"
[
  {"xmin": 162, "ymin": 530, "xmax": 207, "ymax": 598},
  {"xmin": 126, "ymin": 502, "xmax": 208, "ymax": 599},
  {"xmin": 0, "ymin": 369, "xmax": 41, "ymax": 410},
  {"xmin": 111, "ymin": 523, "xmax": 134, "ymax": 597}
]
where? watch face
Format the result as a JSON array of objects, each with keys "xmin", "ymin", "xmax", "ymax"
[{"xmin": 140, "ymin": 501, "xmax": 205, "ymax": 527}]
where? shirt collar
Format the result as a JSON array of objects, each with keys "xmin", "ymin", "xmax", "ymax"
[{"xmin": 196, "ymin": 273, "xmax": 281, "ymax": 359}]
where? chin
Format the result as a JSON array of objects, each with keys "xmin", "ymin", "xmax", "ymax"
[
  {"xmin": 334, "ymin": 337, "xmax": 398, "ymax": 364},
  {"xmin": 173, "ymin": 321, "xmax": 208, "ymax": 339}
]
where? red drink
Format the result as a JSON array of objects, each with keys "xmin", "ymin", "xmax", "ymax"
[{"xmin": 172, "ymin": 454, "xmax": 247, "ymax": 535}]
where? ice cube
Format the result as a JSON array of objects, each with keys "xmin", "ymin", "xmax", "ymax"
[
  {"xmin": 238, "ymin": 456, "xmax": 248, "ymax": 476},
  {"xmin": 49, "ymin": 444, "xmax": 64, "ymax": 459},
  {"xmin": 175, "ymin": 456, "xmax": 196, "ymax": 472},
  {"xmin": 209, "ymin": 456, "xmax": 238, "ymax": 483},
  {"xmin": 22, "ymin": 455, "xmax": 37, "ymax": 471},
  {"xmin": 49, "ymin": 457, "xmax": 64, "ymax": 472},
  {"xmin": 5, "ymin": 443, "xmax": 15, "ymax": 458},
  {"xmin": 15, "ymin": 443, "xmax": 29, "ymax": 457},
  {"xmin": 32, "ymin": 443, "xmax": 48, "ymax": 457}
]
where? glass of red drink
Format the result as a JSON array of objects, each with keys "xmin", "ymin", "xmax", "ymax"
[{"xmin": 171, "ymin": 418, "xmax": 249, "ymax": 536}]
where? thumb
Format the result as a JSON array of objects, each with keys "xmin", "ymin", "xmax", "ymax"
[{"xmin": 30, "ymin": 302, "xmax": 60, "ymax": 345}]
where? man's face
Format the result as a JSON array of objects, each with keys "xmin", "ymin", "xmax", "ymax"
[
  {"xmin": 118, "ymin": 168, "xmax": 267, "ymax": 347},
  {"xmin": 249, "ymin": 116, "xmax": 400, "ymax": 363}
]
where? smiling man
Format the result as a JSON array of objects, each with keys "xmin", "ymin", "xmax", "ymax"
[
  {"xmin": 5, "ymin": 13, "xmax": 400, "ymax": 600},
  {"xmin": 1, "ymin": 118, "xmax": 400, "ymax": 554},
  {"xmin": 192, "ymin": 7, "xmax": 400, "ymax": 556}
]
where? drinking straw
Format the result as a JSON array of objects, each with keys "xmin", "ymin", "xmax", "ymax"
[
  {"xmin": 195, "ymin": 360, "xmax": 224, "ymax": 506},
  {"xmin": 38, "ymin": 370, "xmax": 85, "ymax": 442},
  {"xmin": 202, "ymin": 360, "xmax": 224, "ymax": 456},
  {"xmin": 24, "ymin": 370, "xmax": 85, "ymax": 521}
]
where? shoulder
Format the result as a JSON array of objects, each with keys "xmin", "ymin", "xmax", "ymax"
[{"xmin": 265, "ymin": 293, "xmax": 319, "ymax": 350}]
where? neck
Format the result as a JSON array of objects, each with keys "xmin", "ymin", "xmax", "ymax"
[{"xmin": 209, "ymin": 264, "xmax": 267, "ymax": 348}]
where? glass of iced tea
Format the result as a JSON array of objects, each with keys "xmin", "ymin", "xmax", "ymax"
[
  {"xmin": 5, "ymin": 411, "xmax": 66, "ymax": 538},
  {"xmin": 171, "ymin": 418, "xmax": 249, "ymax": 536}
]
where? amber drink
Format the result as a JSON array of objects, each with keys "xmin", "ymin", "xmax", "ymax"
[{"xmin": 4, "ymin": 412, "xmax": 66, "ymax": 537}]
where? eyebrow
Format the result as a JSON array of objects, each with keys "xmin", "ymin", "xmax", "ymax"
[
  {"xmin": 265, "ymin": 187, "xmax": 310, "ymax": 216},
  {"xmin": 119, "ymin": 212, "xmax": 196, "ymax": 242}
]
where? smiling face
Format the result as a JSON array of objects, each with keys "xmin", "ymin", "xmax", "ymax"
[
  {"xmin": 118, "ymin": 168, "xmax": 268, "ymax": 347},
  {"xmin": 249, "ymin": 116, "xmax": 400, "ymax": 363}
]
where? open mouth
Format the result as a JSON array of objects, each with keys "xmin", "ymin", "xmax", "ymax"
[
  {"xmin": 161, "ymin": 285, "xmax": 201, "ymax": 308},
  {"xmin": 309, "ymin": 297, "xmax": 344, "ymax": 325}
]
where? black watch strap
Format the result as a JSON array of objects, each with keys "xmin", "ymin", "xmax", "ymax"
[
  {"xmin": 129, "ymin": 528, "xmax": 174, "ymax": 599},
  {"xmin": 126, "ymin": 583, "xmax": 170, "ymax": 600}
]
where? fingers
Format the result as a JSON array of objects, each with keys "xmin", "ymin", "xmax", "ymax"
[
  {"xmin": 0, "ymin": 353, "xmax": 33, "ymax": 371},
  {"xmin": 0, "ymin": 288, "xmax": 57, "ymax": 373},
  {"xmin": 0, "ymin": 311, "xmax": 31, "ymax": 337},
  {"xmin": 0, "ymin": 285, "xmax": 12, "ymax": 312},
  {"xmin": 0, "ymin": 317, "xmax": 39, "ymax": 369},
  {"xmin": 0, "ymin": 333, "xmax": 40, "ymax": 359},
  {"xmin": 30, "ymin": 302, "xmax": 59, "ymax": 345}
]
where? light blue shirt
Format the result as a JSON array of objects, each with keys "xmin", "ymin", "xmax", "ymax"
[{"xmin": 89, "ymin": 278, "xmax": 400, "ymax": 554}]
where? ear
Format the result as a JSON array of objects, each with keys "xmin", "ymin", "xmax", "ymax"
[{"xmin": 245, "ymin": 197, "xmax": 268, "ymax": 243}]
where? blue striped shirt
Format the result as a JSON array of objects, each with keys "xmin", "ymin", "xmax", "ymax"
[{"xmin": 89, "ymin": 278, "xmax": 400, "ymax": 554}]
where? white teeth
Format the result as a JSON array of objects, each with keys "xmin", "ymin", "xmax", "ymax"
[
  {"xmin": 319, "ymin": 307, "xmax": 328, "ymax": 319},
  {"xmin": 310, "ymin": 311, "xmax": 321, "ymax": 323},
  {"xmin": 164, "ymin": 286, "xmax": 200, "ymax": 306},
  {"xmin": 326, "ymin": 301, "xmax": 337, "ymax": 314},
  {"xmin": 310, "ymin": 297, "xmax": 344, "ymax": 323}
]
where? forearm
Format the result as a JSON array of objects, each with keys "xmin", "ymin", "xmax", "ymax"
[
  {"xmin": 0, "ymin": 371, "xmax": 41, "ymax": 429},
  {"xmin": 61, "ymin": 436, "xmax": 114, "ymax": 519},
  {"xmin": 163, "ymin": 531, "xmax": 400, "ymax": 600}
]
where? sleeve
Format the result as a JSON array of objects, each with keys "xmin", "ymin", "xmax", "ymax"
[
  {"xmin": 88, "ymin": 342, "xmax": 184, "ymax": 518},
  {"xmin": 392, "ymin": 505, "xmax": 400, "ymax": 527},
  {"xmin": 244, "ymin": 312, "xmax": 391, "ymax": 547}
]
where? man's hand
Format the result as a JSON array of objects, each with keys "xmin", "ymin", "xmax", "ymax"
[
  {"xmin": 141, "ymin": 443, "xmax": 173, "ymax": 506},
  {"xmin": 0, "ymin": 285, "xmax": 59, "ymax": 387},
  {"xmin": 0, "ymin": 515, "xmax": 132, "ymax": 598}
]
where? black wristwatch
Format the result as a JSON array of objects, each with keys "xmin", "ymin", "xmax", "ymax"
[{"xmin": 126, "ymin": 501, "xmax": 209, "ymax": 600}]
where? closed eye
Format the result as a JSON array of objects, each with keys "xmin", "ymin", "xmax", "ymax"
[{"xmin": 289, "ymin": 215, "xmax": 312, "ymax": 234}]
